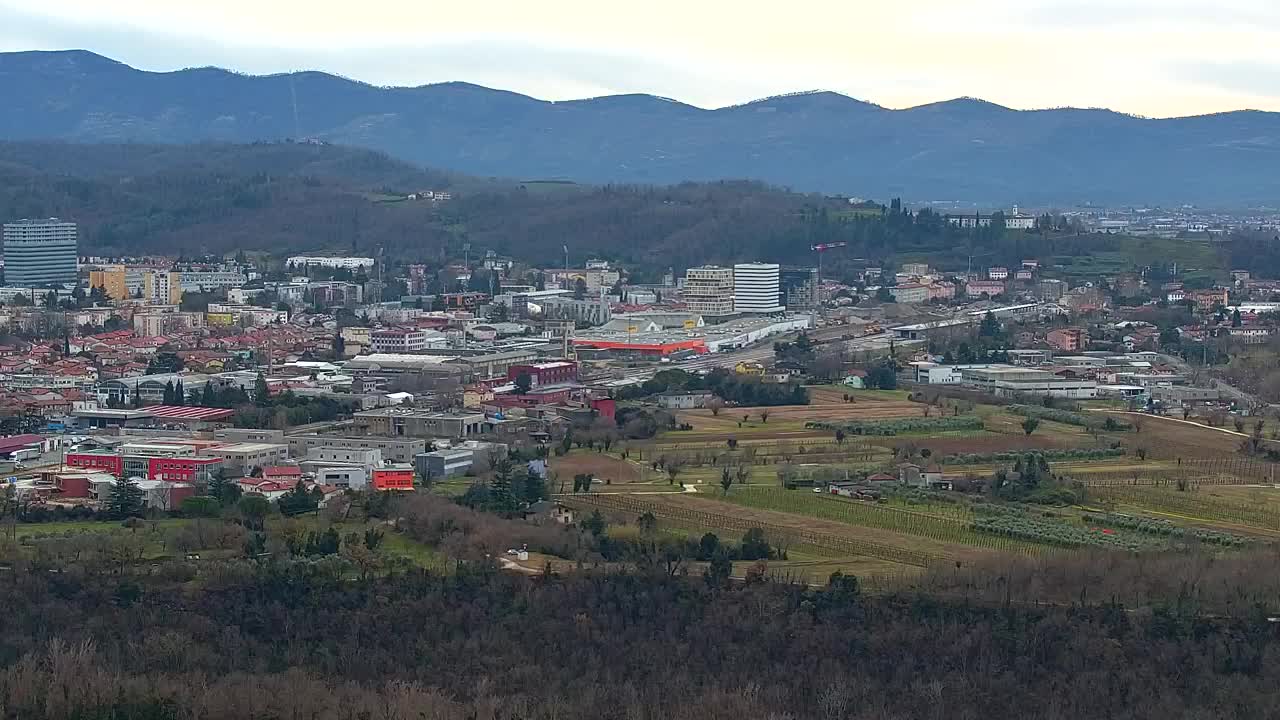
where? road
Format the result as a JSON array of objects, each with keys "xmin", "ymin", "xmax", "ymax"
[{"xmin": 1153, "ymin": 353, "xmax": 1271, "ymax": 413}]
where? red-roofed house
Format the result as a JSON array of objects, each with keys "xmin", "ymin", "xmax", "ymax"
[
  {"xmin": 236, "ymin": 477, "xmax": 299, "ymax": 501},
  {"xmin": 263, "ymin": 466, "xmax": 303, "ymax": 481}
]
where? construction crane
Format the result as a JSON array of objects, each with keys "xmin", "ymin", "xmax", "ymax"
[{"xmin": 811, "ymin": 242, "xmax": 847, "ymax": 286}]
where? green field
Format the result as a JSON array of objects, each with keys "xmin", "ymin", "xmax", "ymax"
[
  {"xmin": 717, "ymin": 487, "xmax": 1045, "ymax": 554},
  {"xmin": 5, "ymin": 516, "xmax": 445, "ymax": 570}
]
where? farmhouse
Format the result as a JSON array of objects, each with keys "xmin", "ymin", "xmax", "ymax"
[{"xmin": 657, "ymin": 390, "xmax": 716, "ymax": 410}]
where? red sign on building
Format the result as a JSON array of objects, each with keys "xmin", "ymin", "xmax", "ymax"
[{"xmin": 371, "ymin": 467, "xmax": 415, "ymax": 491}]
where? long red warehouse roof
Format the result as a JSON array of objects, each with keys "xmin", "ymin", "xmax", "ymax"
[
  {"xmin": 570, "ymin": 338, "xmax": 707, "ymax": 354},
  {"xmin": 146, "ymin": 406, "xmax": 236, "ymax": 421}
]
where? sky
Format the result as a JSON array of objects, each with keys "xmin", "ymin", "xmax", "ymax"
[{"xmin": 3, "ymin": 0, "xmax": 1279, "ymax": 117}]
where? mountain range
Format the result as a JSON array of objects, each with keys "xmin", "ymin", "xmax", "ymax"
[{"xmin": 3, "ymin": 50, "xmax": 1280, "ymax": 206}]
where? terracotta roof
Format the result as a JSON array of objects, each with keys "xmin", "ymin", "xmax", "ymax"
[{"xmin": 263, "ymin": 466, "xmax": 302, "ymax": 477}]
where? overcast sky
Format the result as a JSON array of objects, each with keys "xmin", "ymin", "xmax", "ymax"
[{"xmin": 3, "ymin": 0, "xmax": 1279, "ymax": 117}]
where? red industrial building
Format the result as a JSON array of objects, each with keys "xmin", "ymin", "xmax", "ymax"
[
  {"xmin": 591, "ymin": 397, "xmax": 616, "ymax": 421},
  {"xmin": 491, "ymin": 386, "xmax": 574, "ymax": 409},
  {"xmin": 147, "ymin": 456, "xmax": 223, "ymax": 484},
  {"xmin": 66, "ymin": 452, "xmax": 123, "ymax": 476},
  {"xmin": 371, "ymin": 466, "xmax": 415, "ymax": 491},
  {"xmin": 66, "ymin": 452, "xmax": 222, "ymax": 485},
  {"xmin": 507, "ymin": 361, "xmax": 579, "ymax": 386}
]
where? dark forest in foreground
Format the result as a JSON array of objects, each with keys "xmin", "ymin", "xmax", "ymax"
[{"xmin": 3, "ymin": 549, "xmax": 1280, "ymax": 719}]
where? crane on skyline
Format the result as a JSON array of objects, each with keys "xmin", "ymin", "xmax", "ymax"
[{"xmin": 811, "ymin": 242, "xmax": 847, "ymax": 285}]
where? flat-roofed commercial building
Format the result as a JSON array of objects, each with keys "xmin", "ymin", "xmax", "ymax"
[
  {"xmin": 3, "ymin": 218, "xmax": 77, "ymax": 287},
  {"xmin": 286, "ymin": 434, "xmax": 426, "ymax": 463},
  {"xmin": 354, "ymin": 408, "xmax": 486, "ymax": 439},
  {"xmin": 415, "ymin": 448, "xmax": 475, "ymax": 480},
  {"xmin": 960, "ymin": 366, "xmax": 1097, "ymax": 399},
  {"xmin": 286, "ymin": 256, "xmax": 374, "ymax": 270},
  {"xmin": 370, "ymin": 328, "xmax": 448, "ymax": 353},
  {"xmin": 201, "ymin": 442, "xmax": 289, "ymax": 474},
  {"xmin": 180, "ymin": 271, "xmax": 248, "ymax": 292}
]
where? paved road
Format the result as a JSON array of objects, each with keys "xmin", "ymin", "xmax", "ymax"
[{"xmin": 1154, "ymin": 353, "xmax": 1271, "ymax": 413}]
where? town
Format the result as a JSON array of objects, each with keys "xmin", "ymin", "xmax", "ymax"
[
  {"xmin": 7, "ymin": 22, "xmax": 1280, "ymax": 719},
  {"xmin": 2, "ymin": 210, "xmax": 1277, "ymax": 525}
]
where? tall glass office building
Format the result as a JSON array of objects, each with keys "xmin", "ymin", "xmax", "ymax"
[{"xmin": 2, "ymin": 218, "xmax": 78, "ymax": 287}]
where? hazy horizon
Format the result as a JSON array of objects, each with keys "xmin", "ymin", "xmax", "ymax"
[{"xmin": 2, "ymin": 0, "xmax": 1279, "ymax": 118}]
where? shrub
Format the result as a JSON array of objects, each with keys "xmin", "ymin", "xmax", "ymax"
[{"xmin": 1007, "ymin": 405, "xmax": 1131, "ymax": 431}]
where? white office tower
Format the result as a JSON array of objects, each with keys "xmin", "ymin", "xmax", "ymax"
[
  {"xmin": 3, "ymin": 218, "xmax": 78, "ymax": 287},
  {"xmin": 733, "ymin": 263, "xmax": 783, "ymax": 313}
]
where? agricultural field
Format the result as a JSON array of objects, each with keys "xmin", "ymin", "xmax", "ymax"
[
  {"xmin": 1117, "ymin": 412, "xmax": 1279, "ymax": 460},
  {"xmin": 551, "ymin": 451, "xmax": 646, "ymax": 487},
  {"xmin": 671, "ymin": 388, "xmax": 924, "ymax": 440},
  {"xmin": 547, "ymin": 383, "xmax": 1280, "ymax": 581},
  {"xmin": 568, "ymin": 491, "xmax": 1011, "ymax": 566},
  {"xmin": 1090, "ymin": 485, "xmax": 1280, "ymax": 537},
  {"xmin": 717, "ymin": 487, "xmax": 1047, "ymax": 555}
]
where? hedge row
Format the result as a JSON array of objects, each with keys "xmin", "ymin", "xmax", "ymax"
[
  {"xmin": 1082, "ymin": 513, "xmax": 1251, "ymax": 548},
  {"xmin": 940, "ymin": 448, "xmax": 1126, "ymax": 465},
  {"xmin": 1008, "ymin": 404, "xmax": 1131, "ymax": 431},
  {"xmin": 805, "ymin": 416, "xmax": 985, "ymax": 436},
  {"xmin": 973, "ymin": 513, "xmax": 1157, "ymax": 551}
]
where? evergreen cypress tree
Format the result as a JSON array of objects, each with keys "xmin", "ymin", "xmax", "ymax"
[
  {"xmin": 491, "ymin": 458, "xmax": 519, "ymax": 514},
  {"xmin": 254, "ymin": 373, "xmax": 270, "ymax": 405},
  {"xmin": 106, "ymin": 477, "xmax": 145, "ymax": 519}
]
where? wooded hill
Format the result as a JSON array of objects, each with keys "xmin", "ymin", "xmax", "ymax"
[
  {"xmin": 0, "ymin": 140, "xmax": 1255, "ymax": 282},
  {"xmin": 3, "ymin": 547, "xmax": 1280, "ymax": 719},
  {"xmin": 7, "ymin": 50, "xmax": 1280, "ymax": 205}
]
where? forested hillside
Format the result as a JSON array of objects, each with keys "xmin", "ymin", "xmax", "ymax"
[
  {"xmin": 0, "ymin": 141, "xmax": 1256, "ymax": 280},
  {"xmin": 3, "ymin": 553, "xmax": 1280, "ymax": 719}
]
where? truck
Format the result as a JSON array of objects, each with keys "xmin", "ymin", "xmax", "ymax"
[{"xmin": 10, "ymin": 448, "xmax": 40, "ymax": 464}]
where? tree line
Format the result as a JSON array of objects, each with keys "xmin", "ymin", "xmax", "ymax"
[{"xmin": 3, "ymin": 541, "xmax": 1280, "ymax": 719}]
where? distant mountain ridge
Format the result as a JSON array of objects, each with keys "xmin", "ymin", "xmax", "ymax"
[{"xmin": 3, "ymin": 49, "xmax": 1280, "ymax": 205}]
